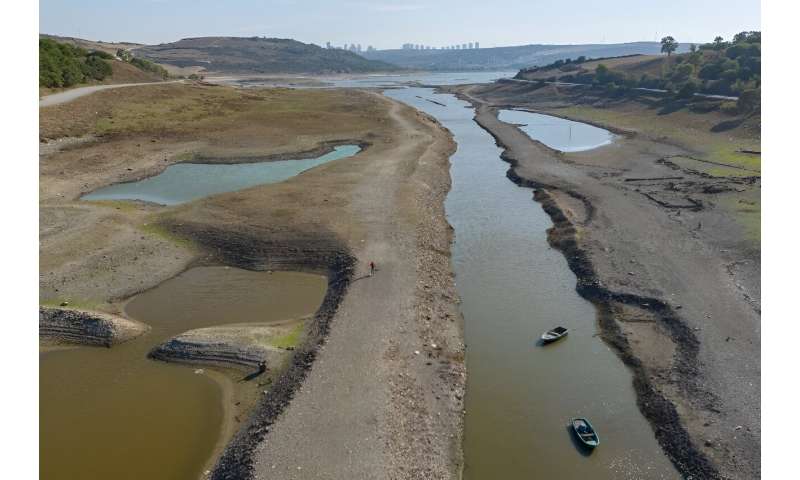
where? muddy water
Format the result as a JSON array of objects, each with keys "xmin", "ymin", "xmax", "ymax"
[
  {"xmin": 81, "ymin": 145, "xmax": 360, "ymax": 205},
  {"xmin": 40, "ymin": 268, "xmax": 327, "ymax": 480},
  {"xmin": 498, "ymin": 109, "xmax": 614, "ymax": 152},
  {"xmin": 384, "ymin": 88, "xmax": 678, "ymax": 479}
]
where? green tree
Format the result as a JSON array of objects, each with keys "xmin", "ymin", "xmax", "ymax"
[
  {"xmin": 676, "ymin": 80, "xmax": 698, "ymax": 99},
  {"xmin": 661, "ymin": 36, "xmax": 678, "ymax": 56},
  {"xmin": 713, "ymin": 36, "xmax": 725, "ymax": 50},
  {"xmin": 733, "ymin": 31, "xmax": 760, "ymax": 43},
  {"xmin": 82, "ymin": 54, "xmax": 112, "ymax": 80}
]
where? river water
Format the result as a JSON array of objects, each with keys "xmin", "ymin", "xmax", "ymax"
[
  {"xmin": 383, "ymin": 87, "xmax": 678, "ymax": 479},
  {"xmin": 40, "ymin": 268, "xmax": 327, "ymax": 480}
]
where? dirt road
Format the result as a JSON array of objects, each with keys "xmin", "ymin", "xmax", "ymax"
[
  {"xmin": 452, "ymin": 83, "xmax": 760, "ymax": 480},
  {"xmin": 39, "ymin": 80, "xmax": 182, "ymax": 107}
]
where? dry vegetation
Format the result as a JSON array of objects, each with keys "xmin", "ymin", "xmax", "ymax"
[{"xmin": 40, "ymin": 83, "xmax": 383, "ymax": 147}]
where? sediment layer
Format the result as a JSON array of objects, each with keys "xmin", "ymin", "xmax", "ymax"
[{"xmin": 39, "ymin": 306, "xmax": 149, "ymax": 347}]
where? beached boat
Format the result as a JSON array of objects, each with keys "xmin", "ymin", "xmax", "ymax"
[
  {"xmin": 571, "ymin": 418, "xmax": 600, "ymax": 448},
  {"xmin": 541, "ymin": 326, "xmax": 568, "ymax": 344}
]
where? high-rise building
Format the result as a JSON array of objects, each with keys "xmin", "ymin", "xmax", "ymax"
[
  {"xmin": 326, "ymin": 41, "xmax": 331, "ymax": 49},
  {"xmin": 475, "ymin": 41, "xmax": 480, "ymax": 49},
  {"xmin": 468, "ymin": 42, "xmax": 474, "ymax": 49}
]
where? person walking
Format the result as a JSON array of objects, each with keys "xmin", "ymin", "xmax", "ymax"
[{"xmin": 369, "ymin": 261, "xmax": 375, "ymax": 276}]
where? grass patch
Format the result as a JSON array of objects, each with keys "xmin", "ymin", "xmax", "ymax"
[
  {"xmin": 725, "ymin": 194, "xmax": 761, "ymax": 243},
  {"xmin": 85, "ymin": 199, "xmax": 141, "ymax": 212},
  {"xmin": 173, "ymin": 151, "xmax": 197, "ymax": 162},
  {"xmin": 706, "ymin": 144, "xmax": 760, "ymax": 173},
  {"xmin": 555, "ymin": 104, "xmax": 760, "ymax": 177},
  {"xmin": 40, "ymin": 83, "xmax": 382, "ymax": 141},
  {"xmin": 669, "ymin": 156, "xmax": 759, "ymax": 178},
  {"xmin": 268, "ymin": 321, "xmax": 307, "ymax": 349},
  {"xmin": 40, "ymin": 298, "xmax": 104, "ymax": 311},
  {"xmin": 139, "ymin": 220, "xmax": 194, "ymax": 249}
]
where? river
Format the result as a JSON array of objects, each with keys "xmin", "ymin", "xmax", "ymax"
[{"xmin": 383, "ymin": 86, "xmax": 679, "ymax": 479}]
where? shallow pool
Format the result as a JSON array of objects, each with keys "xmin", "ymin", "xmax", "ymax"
[
  {"xmin": 81, "ymin": 145, "xmax": 360, "ymax": 205},
  {"xmin": 498, "ymin": 109, "xmax": 614, "ymax": 152},
  {"xmin": 40, "ymin": 268, "xmax": 328, "ymax": 480}
]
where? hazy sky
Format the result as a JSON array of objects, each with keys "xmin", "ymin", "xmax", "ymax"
[{"xmin": 39, "ymin": 0, "xmax": 761, "ymax": 49}]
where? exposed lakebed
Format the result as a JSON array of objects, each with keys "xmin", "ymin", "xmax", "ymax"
[
  {"xmin": 40, "ymin": 268, "xmax": 327, "ymax": 480},
  {"xmin": 81, "ymin": 144, "xmax": 361, "ymax": 205},
  {"xmin": 498, "ymin": 109, "xmax": 614, "ymax": 152},
  {"xmin": 384, "ymin": 88, "xmax": 677, "ymax": 478}
]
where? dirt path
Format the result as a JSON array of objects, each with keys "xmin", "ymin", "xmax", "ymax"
[
  {"xmin": 453, "ymin": 85, "xmax": 760, "ymax": 480},
  {"xmin": 249, "ymin": 97, "xmax": 463, "ymax": 479},
  {"xmin": 39, "ymin": 80, "xmax": 182, "ymax": 107}
]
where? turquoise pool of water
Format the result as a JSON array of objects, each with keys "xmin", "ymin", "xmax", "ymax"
[
  {"xmin": 82, "ymin": 145, "xmax": 361, "ymax": 205},
  {"xmin": 498, "ymin": 109, "xmax": 614, "ymax": 152}
]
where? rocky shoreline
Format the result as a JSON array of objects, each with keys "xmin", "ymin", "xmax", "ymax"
[{"xmin": 39, "ymin": 306, "xmax": 149, "ymax": 347}]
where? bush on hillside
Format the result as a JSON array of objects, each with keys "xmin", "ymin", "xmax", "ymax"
[
  {"xmin": 677, "ymin": 81, "xmax": 698, "ymax": 99},
  {"xmin": 83, "ymin": 54, "xmax": 113, "ymax": 80},
  {"xmin": 720, "ymin": 101, "xmax": 740, "ymax": 115},
  {"xmin": 737, "ymin": 88, "xmax": 760, "ymax": 114},
  {"xmin": 129, "ymin": 57, "xmax": 169, "ymax": 79},
  {"xmin": 39, "ymin": 38, "xmax": 111, "ymax": 88},
  {"xmin": 90, "ymin": 50, "xmax": 114, "ymax": 60}
]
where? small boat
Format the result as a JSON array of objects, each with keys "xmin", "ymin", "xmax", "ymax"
[
  {"xmin": 571, "ymin": 418, "xmax": 600, "ymax": 448},
  {"xmin": 541, "ymin": 326, "xmax": 568, "ymax": 344}
]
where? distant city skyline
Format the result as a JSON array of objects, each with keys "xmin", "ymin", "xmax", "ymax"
[{"xmin": 39, "ymin": 0, "xmax": 760, "ymax": 49}]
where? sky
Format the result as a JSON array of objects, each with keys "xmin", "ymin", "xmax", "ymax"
[{"xmin": 39, "ymin": 0, "xmax": 761, "ymax": 49}]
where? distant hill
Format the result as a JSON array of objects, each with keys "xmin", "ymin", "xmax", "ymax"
[
  {"xmin": 133, "ymin": 37, "xmax": 400, "ymax": 74},
  {"xmin": 361, "ymin": 42, "xmax": 690, "ymax": 71}
]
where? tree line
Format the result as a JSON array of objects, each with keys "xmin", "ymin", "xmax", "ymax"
[
  {"xmin": 39, "ymin": 38, "xmax": 170, "ymax": 88},
  {"xmin": 518, "ymin": 32, "xmax": 760, "ymax": 113},
  {"xmin": 40, "ymin": 38, "xmax": 113, "ymax": 88}
]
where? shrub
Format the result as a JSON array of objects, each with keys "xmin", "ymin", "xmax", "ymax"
[
  {"xmin": 83, "ymin": 54, "xmax": 113, "ymax": 80},
  {"xmin": 129, "ymin": 57, "xmax": 169, "ymax": 79},
  {"xmin": 676, "ymin": 81, "xmax": 698, "ymax": 99},
  {"xmin": 90, "ymin": 50, "xmax": 114, "ymax": 60},
  {"xmin": 720, "ymin": 101, "xmax": 739, "ymax": 115},
  {"xmin": 737, "ymin": 88, "xmax": 760, "ymax": 113}
]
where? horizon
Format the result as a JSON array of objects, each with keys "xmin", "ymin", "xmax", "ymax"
[
  {"xmin": 39, "ymin": 32, "xmax": 712, "ymax": 51},
  {"xmin": 39, "ymin": 0, "xmax": 760, "ymax": 50}
]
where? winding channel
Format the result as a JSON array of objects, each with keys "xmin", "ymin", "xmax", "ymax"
[{"xmin": 383, "ymin": 87, "xmax": 679, "ymax": 479}]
